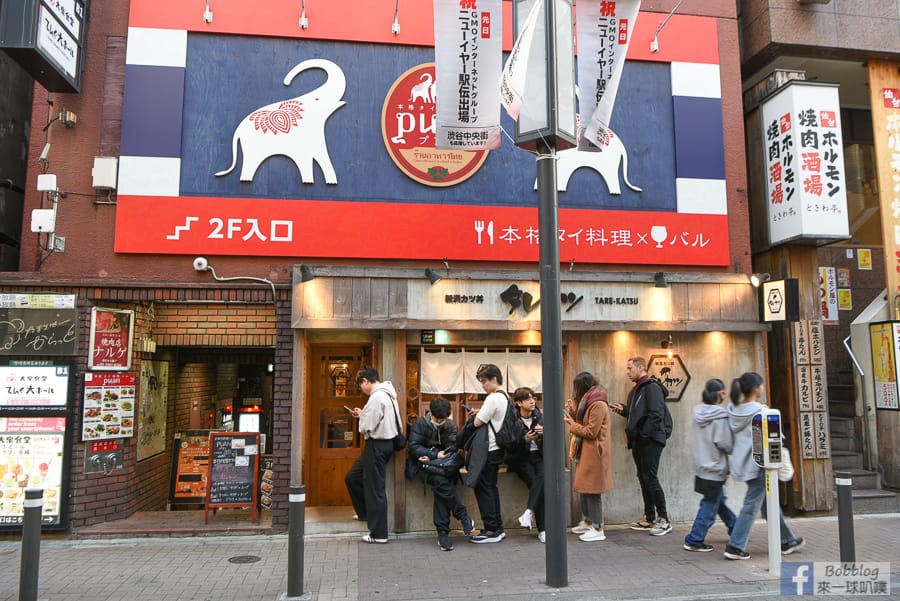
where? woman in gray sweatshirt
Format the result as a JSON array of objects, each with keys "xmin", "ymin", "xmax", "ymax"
[
  {"xmin": 723, "ymin": 372, "xmax": 804, "ymax": 560},
  {"xmin": 683, "ymin": 379, "xmax": 737, "ymax": 552}
]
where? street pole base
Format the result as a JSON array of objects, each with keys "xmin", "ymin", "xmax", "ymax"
[{"xmin": 278, "ymin": 592, "xmax": 313, "ymax": 601}]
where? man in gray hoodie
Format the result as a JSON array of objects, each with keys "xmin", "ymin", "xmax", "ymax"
[
  {"xmin": 683, "ymin": 379, "xmax": 737, "ymax": 552},
  {"xmin": 345, "ymin": 367, "xmax": 401, "ymax": 544}
]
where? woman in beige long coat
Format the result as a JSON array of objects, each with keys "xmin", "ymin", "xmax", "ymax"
[{"xmin": 564, "ymin": 371, "xmax": 613, "ymax": 542}]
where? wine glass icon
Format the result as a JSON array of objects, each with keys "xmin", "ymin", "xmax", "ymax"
[{"xmin": 650, "ymin": 225, "xmax": 667, "ymax": 249}]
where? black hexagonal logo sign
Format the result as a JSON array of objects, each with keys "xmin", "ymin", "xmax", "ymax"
[
  {"xmin": 767, "ymin": 287, "xmax": 783, "ymax": 315},
  {"xmin": 648, "ymin": 354, "xmax": 692, "ymax": 402}
]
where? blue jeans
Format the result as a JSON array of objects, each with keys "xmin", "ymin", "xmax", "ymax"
[
  {"xmin": 684, "ymin": 483, "xmax": 736, "ymax": 546},
  {"xmin": 728, "ymin": 473, "xmax": 798, "ymax": 552}
]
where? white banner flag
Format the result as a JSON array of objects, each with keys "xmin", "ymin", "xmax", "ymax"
[
  {"xmin": 434, "ymin": 0, "xmax": 503, "ymax": 150},
  {"xmin": 499, "ymin": 0, "xmax": 544, "ymax": 122},
  {"xmin": 577, "ymin": 0, "xmax": 641, "ymax": 149}
]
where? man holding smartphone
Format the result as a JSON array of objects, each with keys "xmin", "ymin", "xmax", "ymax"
[{"xmin": 344, "ymin": 367, "xmax": 401, "ymax": 544}]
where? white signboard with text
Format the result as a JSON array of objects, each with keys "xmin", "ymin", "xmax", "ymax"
[{"xmin": 761, "ymin": 81, "xmax": 849, "ymax": 246}]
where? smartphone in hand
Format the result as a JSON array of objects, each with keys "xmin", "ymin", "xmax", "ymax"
[{"xmin": 462, "ymin": 404, "xmax": 473, "ymax": 413}]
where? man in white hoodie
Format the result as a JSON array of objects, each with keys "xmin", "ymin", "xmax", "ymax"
[{"xmin": 345, "ymin": 367, "xmax": 401, "ymax": 544}]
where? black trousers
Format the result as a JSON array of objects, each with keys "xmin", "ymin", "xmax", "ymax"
[
  {"xmin": 425, "ymin": 473, "xmax": 469, "ymax": 535},
  {"xmin": 631, "ymin": 441, "xmax": 667, "ymax": 521},
  {"xmin": 472, "ymin": 449, "xmax": 504, "ymax": 533},
  {"xmin": 345, "ymin": 438, "xmax": 394, "ymax": 539},
  {"xmin": 506, "ymin": 451, "xmax": 545, "ymax": 531}
]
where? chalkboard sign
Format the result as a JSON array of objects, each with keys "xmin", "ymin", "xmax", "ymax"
[
  {"xmin": 204, "ymin": 432, "xmax": 260, "ymax": 523},
  {"xmin": 0, "ymin": 308, "xmax": 78, "ymax": 356}
]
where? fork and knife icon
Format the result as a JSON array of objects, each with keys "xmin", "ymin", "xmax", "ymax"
[{"xmin": 474, "ymin": 220, "xmax": 494, "ymax": 245}]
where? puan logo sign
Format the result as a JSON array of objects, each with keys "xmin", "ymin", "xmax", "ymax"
[
  {"xmin": 381, "ymin": 63, "xmax": 487, "ymax": 187},
  {"xmin": 216, "ymin": 59, "xmax": 346, "ymax": 185}
]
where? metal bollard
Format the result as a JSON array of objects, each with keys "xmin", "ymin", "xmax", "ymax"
[
  {"xmin": 835, "ymin": 471, "xmax": 856, "ymax": 563},
  {"xmin": 287, "ymin": 484, "xmax": 306, "ymax": 598},
  {"xmin": 19, "ymin": 488, "xmax": 43, "ymax": 601}
]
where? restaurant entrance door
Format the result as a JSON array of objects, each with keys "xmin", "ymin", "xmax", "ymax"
[{"xmin": 306, "ymin": 345, "xmax": 370, "ymax": 506}]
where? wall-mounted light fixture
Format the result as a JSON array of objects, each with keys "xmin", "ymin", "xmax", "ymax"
[
  {"xmin": 193, "ymin": 256, "xmax": 276, "ymax": 299},
  {"xmin": 299, "ymin": 0, "xmax": 309, "ymax": 28},
  {"xmin": 203, "ymin": 0, "xmax": 213, "ymax": 23},
  {"xmin": 299, "ymin": 264, "xmax": 316, "ymax": 283},
  {"xmin": 650, "ymin": 0, "xmax": 685, "ymax": 53},
  {"xmin": 391, "ymin": 0, "xmax": 400, "ymax": 34},
  {"xmin": 661, "ymin": 334, "xmax": 674, "ymax": 358},
  {"xmin": 425, "ymin": 258, "xmax": 450, "ymax": 285},
  {"xmin": 654, "ymin": 272, "xmax": 668, "ymax": 288},
  {"xmin": 750, "ymin": 273, "xmax": 771, "ymax": 288}
]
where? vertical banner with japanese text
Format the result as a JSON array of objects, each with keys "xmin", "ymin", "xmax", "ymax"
[
  {"xmin": 868, "ymin": 61, "xmax": 900, "ymax": 303},
  {"xmin": 818, "ymin": 266, "xmax": 838, "ymax": 325},
  {"xmin": 88, "ymin": 308, "xmax": 134, "ymax": 370},
  {"xmin": 499, "ymin": 0, "xmax": 543, "ymax": 121},
  {"xmin": 761, "ymin": 81, "xmax": 849, "ymax": 246},
  {"xmin": 576, "ymin": 0, "xmax": 641, "ymax": 149},
  {"xmin": 434, "ymin": 0, "xmax": 502, "ymax": 150}
]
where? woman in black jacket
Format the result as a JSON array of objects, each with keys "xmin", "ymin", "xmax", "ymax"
[{"xmin": 504, "ymin": 387, "xmax": 545, "ymax": 543}]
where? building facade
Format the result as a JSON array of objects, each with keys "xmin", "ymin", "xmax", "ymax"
[
  {"xmin": 0, "ymin": 0, "xmax": 815, "ymax": 533},
  {"xmin": 740, "ymin": 0, "xmax": 900, "ymax": 508}
]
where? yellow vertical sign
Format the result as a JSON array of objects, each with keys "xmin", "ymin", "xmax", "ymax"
[{"xmin": 869, "ymin": 62, "xmax": 900, "ymax": 314}]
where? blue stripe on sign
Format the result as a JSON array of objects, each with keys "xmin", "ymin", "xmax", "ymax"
[
  {"xmin": 672, "ymin": 96, "xmax": 725, "ymax": 181},
  {"xmin": 121, "ymin": 65, "xmax": 185, "ymax": 158}
]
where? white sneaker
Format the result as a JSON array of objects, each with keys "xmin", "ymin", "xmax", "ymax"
[
  {"xmin": 538, "ymin": 531, "xmax": 546, "ymax": 543},
  {"xmin": 570, "ymin": 520, "xmax": 593, "ymax": 534},
  {"xmin": 518, "ymin": 509, "xmax": 534, "ymax": 529},
  {"xmin": 649, "ymin": 518, "xmax": 672, "ymax": 537},
  {"xmin": 579, "ymin": 528, "xmax": 607, "ymax": 542}
]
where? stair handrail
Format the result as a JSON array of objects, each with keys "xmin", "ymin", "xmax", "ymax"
[{"xmin": 843, "ymin": 335, "xmax": 864, "ymax": 377}]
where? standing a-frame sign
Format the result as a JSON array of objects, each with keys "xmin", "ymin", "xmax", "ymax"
[{"xmin": 205, "ymin": 432, "xmax": 260, "ymax": 523}]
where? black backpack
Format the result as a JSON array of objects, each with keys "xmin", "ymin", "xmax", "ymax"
[{"xmin": 488, "ymin": 391, "xmax": 527, "ymax": 449}]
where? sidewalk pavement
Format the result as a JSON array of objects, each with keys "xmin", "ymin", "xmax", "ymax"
[{"xmin": 1, "ymin": 513, "xmax": 899, "ymax": 601}]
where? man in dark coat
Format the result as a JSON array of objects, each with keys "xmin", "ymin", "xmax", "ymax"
[
  {"xmin": 407, "ymin": 397, "xmax": 474, "ymax": 551},
  {"xmin": 611, "ymin": 356, "xmax": 673, "ymax": 537}
]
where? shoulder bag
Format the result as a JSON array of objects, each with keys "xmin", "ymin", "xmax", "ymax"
[{"xmin": 778, "ymin": 447, "xmax": 795, "ymax": 482}]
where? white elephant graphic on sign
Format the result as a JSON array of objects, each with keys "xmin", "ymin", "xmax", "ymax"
[
  {"xmin": 216, "ymin": 58, "xmax": 346, "ymax": 184},
  {"xmin": 410, "ymin": 73, "xmax": 435, "ymax": 103},
  {"xmin": 539, "ymin": 129, "xmax": 642, "ymax": 195}
]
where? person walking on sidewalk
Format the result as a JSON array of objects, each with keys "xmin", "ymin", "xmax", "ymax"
[
  {"xmin": 723, "ymin": 372, "xmax": 805, "ymax": 560},
  {"xmin": 610, "ymin": 356, "xmax": 673, "ymax": 536},
  {"xmin": 505, "ymin": 386, "xmax": 546, "ymax": 543},
  {"xmin": 345, "ymin": 367, "xmax": 401, "ymax": 545},
  {"xmin": 464, "ymin": 363, "xmax": 508, "ymax": 544},
  {"xmin": 683, "ymin": 378, "xmax": 737, "ymax": 552},
  {"xmin": 406, "ymin": 397, "xmax": 474, "ymax": 551},
  {"xmin": 564, "ymin": 371, "xmax": 614, "ymax": 542}
]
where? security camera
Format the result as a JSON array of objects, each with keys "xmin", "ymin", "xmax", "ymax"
[{"xmin": 193, "ymin": 257, "xmax": 209, "ymax": 272}]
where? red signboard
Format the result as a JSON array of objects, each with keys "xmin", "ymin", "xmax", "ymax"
[
  {"xmin": 88, "ymin": 308, "xmax": 134, "ymax": 371},
  {"xmin": 115, "ymin": 195, "xmax": 729, "ymax": 265}
]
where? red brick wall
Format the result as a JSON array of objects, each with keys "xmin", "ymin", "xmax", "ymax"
[{"xmin": 0, "ymin": 283, "xmax": 290, "ymax": 529}]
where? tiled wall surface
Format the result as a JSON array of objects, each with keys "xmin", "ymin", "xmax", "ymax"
[{"xmin": 741, "ymin": 0, "xmax": 900, "ymax": 63}]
